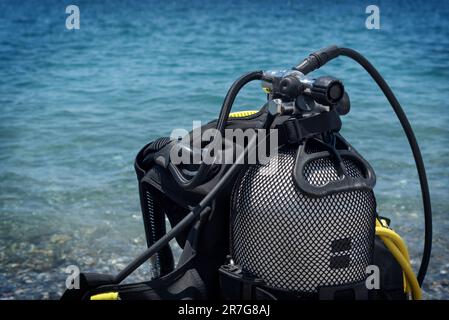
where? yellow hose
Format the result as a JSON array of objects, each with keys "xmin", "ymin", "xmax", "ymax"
[
  {"xmin": 375, "ymin": 219, "xmax": 422, "ymax": 300},
  {"xmin": 379, "ymin": 237, "xmax": 422, "ymax": 300},
  {"xmin": 375, "ymin": 228, "xmax": 410, "ymax": 261},
  {"xmin": 375, "ymin": 220, "xmax": 410, "ymax": 293},
  {"xmin": 376, "ymin": 227, "xmax": 410, "ymax": 294}
]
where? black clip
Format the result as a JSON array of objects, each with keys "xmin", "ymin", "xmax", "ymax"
[
  {"xmin": 280, "ymin": 110, "xmax": 342, "ymax": 145},
  {"xmin": 219, "ymin": 261, "xmax": 265, "ymax": 300}
]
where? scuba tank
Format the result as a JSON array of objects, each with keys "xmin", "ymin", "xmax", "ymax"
[{"xmin": 61, "ymin": 46, "xmax": 432, "ymax": 301}]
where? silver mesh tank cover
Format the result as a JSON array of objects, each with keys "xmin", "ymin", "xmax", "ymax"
[{"xmin": 230, "ymin": 147, "xmax": 376, "ymax": 293}]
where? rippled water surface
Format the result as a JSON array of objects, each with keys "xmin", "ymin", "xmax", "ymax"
[{"xmin": 0, "ymin": 0, "xmax": 448, "ymax": 299}]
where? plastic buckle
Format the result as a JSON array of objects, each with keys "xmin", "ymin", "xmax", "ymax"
[{"xmin": 219, "ymin": 262, "xmax": 265, "ymax": 300}]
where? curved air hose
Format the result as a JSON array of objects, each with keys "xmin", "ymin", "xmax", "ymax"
[
  {"xmin": 296, "ymin": 46, "xmax": 432, "ymax": 286},
  {"xmin": 170, "ymin": 70, "xmax": 263, "ymax": 189},
  {"xmin": 215, "ymin": 71, "xmax": 264, "ymax": 135}
]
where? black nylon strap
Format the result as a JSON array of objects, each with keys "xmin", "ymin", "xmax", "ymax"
[{"xmin": 278, "ymin": 110, "xmax": 342, "ymax": 145}]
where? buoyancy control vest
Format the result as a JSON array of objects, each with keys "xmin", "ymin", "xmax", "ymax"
[{"xmin": 61, "ymin": 46, "xmax": 431, "ymax": 301}]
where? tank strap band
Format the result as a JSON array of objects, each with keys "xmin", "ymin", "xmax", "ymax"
[
  {"xmin": 218, "ymin": 262, "xmax": 370, "ymax": 300},
  {"xmin": 218, "ymin": 264, "xmax": 276, "ymax": 300},
  {"xmin": 278, "ymin": 109, "xmax": 342, "ymax": 145}
]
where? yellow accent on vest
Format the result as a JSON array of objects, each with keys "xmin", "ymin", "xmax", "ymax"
[
  {"xmin": 90, "ymin": 292, "xmax": 119, "ymax": 300},
  {"xmin": 229, "ymin": 110, "xmax": 258, "ymax": 118}
]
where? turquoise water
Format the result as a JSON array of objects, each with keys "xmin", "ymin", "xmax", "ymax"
[{"xmin": 0, "ymin": 0, "xmax": 448, "ymax": 299}]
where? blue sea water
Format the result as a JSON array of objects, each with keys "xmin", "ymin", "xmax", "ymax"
[{"xmin": 0, "ymin": 0, "xmax": 448, "ymax": 299}]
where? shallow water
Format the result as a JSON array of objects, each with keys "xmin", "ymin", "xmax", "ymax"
[{"xmin": 0, "ymin": 0, "xmax": 448, "ymax": 299}]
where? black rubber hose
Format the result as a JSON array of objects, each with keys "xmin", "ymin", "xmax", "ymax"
[
  {"xmin": 336, "ymin": 47, "xmax": 432, "ymax": 285},
  {"xmin": 216, "ymin": 71, "xmax": 264, "ymax": 135},
  {"xmin": 170, "ymin": 71, "xmax": 263, "ymax": 190}
]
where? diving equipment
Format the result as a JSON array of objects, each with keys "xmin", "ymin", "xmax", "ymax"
[{"xmin": 61, "ymin": 46, "xmax": 432, "ymax": 301}]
